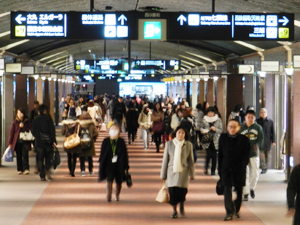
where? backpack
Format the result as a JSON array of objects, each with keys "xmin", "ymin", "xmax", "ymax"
[{"xmin": 80, "ymin": 128, "xmax": 92, "ymax": 151}]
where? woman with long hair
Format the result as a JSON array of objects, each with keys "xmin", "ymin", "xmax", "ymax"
[
  {"xmin": 8, "ymin": 108, "xmax": 32, "ymax": 174},
  {"xmin": 151, "ymin": 102, "xmax": 165, "ymax": 153}
]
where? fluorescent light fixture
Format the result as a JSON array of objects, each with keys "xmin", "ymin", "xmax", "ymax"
[
  {"xmin": 257, "ymin": 71, "xmax": 266, "ymax": 77},
  {"xmin": 41, "ymin": 77, "xmax": 46, "ymax": 80},
  {"xmin": 0, "ymin": 40, "xmax": 29, "ymax": 51},
  {"xmin": 0, "ymin": 70, "xmax": 4, "ymax": 76},
  {"xmin": 294, "ymin": 20, "xmax": 300, "ymax": 27},
  {"xmin": 185, "ymin": 52, "xmax": 214, "ymax": 63},
  {"xmin": 179, "ymin": 55, "xmax": 204, "ymax": 64},
  {"xmin": 181, "ymin": 60, "xmax": 196, "ymax": 67},
  {"xmin": 204, "ymin": 77, "xmax": 208, "ymax": 82},
  {"xmin": 0, "ymin": 12, "xmax": 10, "ymax": 18},
  {"xmin": 213, "ymin": 76, "xmax": 219, "ymax": 81},
  {"xmin": 234, "ymin": 41, "xmax": 264, "ymax": 52},
  {"xmin": 0, "ymin": 31, "xmax": 10, "ymax": 38},
  {"xmin": 53, "ymin": 78, "xmax": 57, "ymax": 81},
  {"xmin": 39, "ymin": 51, "xmax": 68, "ymax": 62},
  {"xmin": 47, "ymin": 77, "xmax": 52, "ymax": 81}
]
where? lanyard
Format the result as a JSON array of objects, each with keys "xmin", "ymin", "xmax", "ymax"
[{"xmin": 110, "ymin": 138, "xmax": 118, "ymax": 155}]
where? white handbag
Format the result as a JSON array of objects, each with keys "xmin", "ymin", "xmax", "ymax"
[{"xmin": 19, "ymin": 131, "xmax": 35, "ymax": 141}]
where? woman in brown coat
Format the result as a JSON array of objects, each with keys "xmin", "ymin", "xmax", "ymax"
[
  {"xmin": 151, "ymin": 102, "xmax": 164, "ymax": 152},
  {"xmin": 8, "ymin": 108, "xmax": 32, "ymax": 174},
  {"xmin": 78, "ymin": 111, "xmax": 98, "ymax": 176}
]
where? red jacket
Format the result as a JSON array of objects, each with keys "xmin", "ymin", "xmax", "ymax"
[{"xmin": 8, "ymin": 119, "xmax": 32, "ymax": 151}]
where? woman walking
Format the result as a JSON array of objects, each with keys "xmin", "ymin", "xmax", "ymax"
[
  {"xmin": 8, "ymin": 108, "xmax": 32, "ymax": 174},
  {"xmin": 138, "ymin": 104, "xmax": 152, "ymax": 150},
  {"xmin": 201, "ymin": 107, "xmax": 223, "ymax": 175},
  {"xmin": 151, "ymin": 102, "xmax": 164, "ymax": 152},
  {"xmin": 99, "ymin": 124, "xmax": 130, "ymax": 202},
  {"xmin": 78, "ymin": 111, "xmax": 98, "ymax": 176},
  {"xmin": 160, "ymin": 126, "xmax": 195, "ymax": 218}
]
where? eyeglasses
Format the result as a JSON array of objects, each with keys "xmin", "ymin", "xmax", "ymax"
[{"xmin": 227, "ymin": 126, "xmax": 238, "ymax": 129}]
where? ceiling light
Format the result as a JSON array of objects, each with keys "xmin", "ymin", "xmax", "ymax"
[{"xmin": 234, "ymin": 41, "xmax": 264, "ymax": 52}]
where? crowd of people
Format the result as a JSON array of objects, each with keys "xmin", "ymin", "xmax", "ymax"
[{"xmin": 10, "ymin": 93, "xmax": 297, "ymax": 222}]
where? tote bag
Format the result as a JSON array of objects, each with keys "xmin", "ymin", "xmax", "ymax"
[
  {"xmin": 155, "ymin": 185, "xmax": 169, "ymax": 203},
  {"xmin": 152, "ymin": 121, "xmax": 164, "ymax": 133},
  {"xmin": 64, "ymin": 127, "xmax": 80, "ymax": 149}
]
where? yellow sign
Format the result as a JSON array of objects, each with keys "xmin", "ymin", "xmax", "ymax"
[
  {"xmin": 15, "ymin": 26, "xmax": 26, "ymax": 37},
  {"xmin": 279, "ymin": 27, "xmax": 289, "ymax": 39}
]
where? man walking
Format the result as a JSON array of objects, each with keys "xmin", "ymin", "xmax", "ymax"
[
  {"xmin": 240, "ymin": 110, "xmax": 264, "ymax": 201},
  {"xmin": 218, "ymin": 119, "xmax": 251, "ymax": 221},
  {"xmin": 256, "ymin": 108, "xmax": 275, "ymax": 174}
]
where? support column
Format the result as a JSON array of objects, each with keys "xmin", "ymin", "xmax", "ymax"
[
  {"xmin": 15, "ymin": 75, "xmax": 28, "ymax": 113},
  {"xmin": 186, "ymin": 80, "xmax": 191, "ymax": 106},
  {"xmin": 292, "ymin": 71, "xmax": 300, "ymax": 166},
  {"xmin": 49, "ymin": 79, "xmax": 55, "ymax": 120},
  {"xmin": 44, "ymin": 79, "xmax": 50, "ymax": 109},
  {"xmin": 216, "ymin": 77, "xmax": 226, "ymax": 130},
  {"xmin": 177, "ymin": 81, "xmax": 181, "ymax": 101},
  {"xmin": 207, "ymin": 78, "xmax": 214, "ymax": 107},
  {"xmin": 192, "ymin": 79, "xmax": 197, "ymax": 108},
  {"xmin": 181, "ymin": 81, "xmax": 185, "ymax": 99},
  {"xmin": 28, "ymin": 77, "xmax": 36, "ymax": 111},
  {"xmin": 227, "ymin": 75, "xmax": 243, "ymax": 119},
  {"xmin": 169, "ymin": 83, "xmax": 172, "ymax": 97},
  {"xmin": 199, "ymin": 79, "xmax": 205, "ymax": 104},
  {"xmin": 36, "ymin": 78, "xmax": 43, "ymax": 104},
  {"xmin": 1, "ymin": 74, "xmax": 14, "ymax": 160},
  {"xmin": 244, "ymin": 75, "xmax": 258, "ymax": 114}
]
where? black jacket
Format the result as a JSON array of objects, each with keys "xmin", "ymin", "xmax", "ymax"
[
  {"xmin": 98, "ymin": 137, "xmax": 129, "ymax": 181},
  {"xmin": 218, "ymin": 133, "xmax": 250, "ymax": 187},
  {"xmin": 32, "ymin": 114, "xmax": 56, "ymax": 148},
  {"xmin": 112, "ymin": 102, "xmax": 126, "ymax": 121},
  {"xmin": 287, "ymin": 164, "xmax": 300, "ymax": 225},
  {"xmin": 126, "ymin": 108, "xmax": 139, "ymax": 131},
  {"xmin": 256, "ymin": 117, "xmax": 275, "ymax": 151}
]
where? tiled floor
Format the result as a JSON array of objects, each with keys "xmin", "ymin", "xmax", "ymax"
[{"xmin": 0, "ymin": 128, "xmax": 293, "ymax": 225}]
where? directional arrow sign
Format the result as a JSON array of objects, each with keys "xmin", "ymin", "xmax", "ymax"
[
  {"xmin": 15, "ymin": 14, "xmax": 26, "ymax": 24},
  {"xmin": 177, "ymin": 14, "xmax": 187, "ymax": 25},
  {"xmin": 279, "ymin": 16, "xmax": 289, "ymax": 26},
  {"xmin": 118, "ymin": 14, "xmax": 127, "ymax": 25},
  {"xmin": 154, "ymin": 27, "xmax": 161, "ymax": 34}
]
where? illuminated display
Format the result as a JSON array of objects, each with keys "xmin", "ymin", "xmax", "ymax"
[{"xmin": 11, "ymin": 11, "xmax": 294, "ymax": 41}]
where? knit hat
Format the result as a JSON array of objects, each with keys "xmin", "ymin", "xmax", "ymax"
[{"xmin": 69, "ymin": 107, "xmax": 76, "ymax": 117}]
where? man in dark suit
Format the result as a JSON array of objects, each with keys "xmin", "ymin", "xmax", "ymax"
[{"xmin": 218, "ymin": 119, "xmax": 251, "ymax": 221}]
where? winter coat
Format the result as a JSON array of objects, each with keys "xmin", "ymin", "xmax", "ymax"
[
  {"xmin": 8, "ymin": 118, "xmax": 32, "ymax": 151},
  {"xmin": 164, "ymin": 109, "xmax": 173, "ymax": 134},
  {"xmin": 126, "ymin": 107, "xmax": 139, "ymax": 131},
  {"xmin": 112, "ymin": 102, "xmax": 126, "ymax": 122},
  {"xmin": 32, "ymin": 114, "xmax": 56, "ymax": 148},
  {"xmin": 78, "ymin": 119, "xmax": 98, "ymax": 157},
  {"xmin": 240, "ymin": 122, "xmax": 264, "ymax": 157},
  {"xmin": 87, "ymin": 106, "xmax": 101, "ymax": 125},
  {"xmin": 61, "ymin": 119, "xmax": 81, "ymax": 154},
  {"xmin": 200, "ymin": 116, "xmax": 223, "ymax": 150},
  {"xmin": 287, "ymin": 164, "xmax": 300, "ymax": 225},
  {"xmin": 98, "ymin": 137, "xmax": 129, "ymax": 181},
  {"xmin": 193, "ymin": 109, "xmax": 204, "ymax": 131},
  {"xmin": 256, "ymin": 117, "xmax": 275, "ymax": 151},
  {"xmin": 218, "ymin": 133, "xmax": 251, "ymax": 187},
  {"xmin": 160, "ymin": 140, "xmax": 195, "ymax": 188},
  {"xmin": 138, "ymin": 108, "xmax": 152, "ymax": 129},
  {"xmin": 151, "ymin": 110, "xmax": 164, "ymax": 133}
]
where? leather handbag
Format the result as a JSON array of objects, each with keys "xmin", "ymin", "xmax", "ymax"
[
  {"xmin": 52, "ymin": 147, "xmax": 61, "ymax": 169},
  {"xmin": 156, "ymin": 183, "xmax": 169, "ymax": 203},
  {"xmin": 63, "ymin": 127, "xmax": 81, "ymax": 149},
  {"xmin": 19, "ymin": 131, "xmax": 35, "ymax": 141},
  {"xmin": 216, "ymin": 179, "xmax": 224, "ymax": 195},
  {"xmin": 152, "ymin": 121, "xmax": 164, "ymax": 133},
  {"xmin": 124, "ymin": 171, "xmax": 133, "ymax": 188},
  {"xmin": 201, "ymin": 130, "xmax": 215, "ymax": 144}
]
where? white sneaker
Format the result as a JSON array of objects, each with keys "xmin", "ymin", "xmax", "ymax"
[
  {"xmin": 17, "ymin": 171, "xmax": 22, "ymax": 175},
  {"xmin": 23, "ymin": 170, "xmax": 30, "ymax": 175},
  {"xmin": 81, "ymin": 171, "xmax": 85, "ymax": 177}
]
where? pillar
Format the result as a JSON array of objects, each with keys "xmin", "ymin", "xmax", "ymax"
[
  {"xmin": 181, "ymin": 81, "xmax": 185, "ymax": 99},
  {"xmin": 244, "ymin": 75, "xmax": 259, "ymax": 114},
  {"xmin": 207, "ymin": 79, "xmax": 214, "ymax": 107},
  {"xmin": 15, "ymin": 74, "xmax": 28, "ymax": 114},
  {"xmin": 177, "ymin": 81, "xmax": 181, "ymax": 100},
  {"xmin": 199, "ymin": 79, "xmax": 205, "ymax": 104},
  {"xmin": 49, "ymin": 80, "xmax": 55, "ymax": 120},
  {"xmin": 227, "ymin": 75, "xmax": 243, "ymax": 119},
  {"xmin": 44, "ymin": 79, "xmax": 50, "ymax": 109},
  {"xmin": 169, "ymin": 83, "xmax": 172, "ymax": 97},
  {"xmin": 28, "ymin": 77, "xmax": 36, "ymax": 111},
  {"xmin": 216, "ymin": 78, "xmax": 226, "ymax": 130},
  {"xmin": 292, "ymin": 71, "xmax": 300, "ymax": 166},
  {"xmin": 36, "ymin": 78, "xmax": 43, "ymax": 104},
  {"xmin": 1, "ymin": 74, "xmax": 14, "ymax": 160},
  {"xmin": 186, "ymin": 80, "xmax": 191, "ymax": 106},
  {"xmin": 192, "ymin": 79, "xmax": 197, "ymax": 108}
]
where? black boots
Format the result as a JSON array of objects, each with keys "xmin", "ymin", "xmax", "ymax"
[
  {"xmin": 116, "ymin": 184, "xmax": 122, "ymax": 201},
  {"xmin": 106, "ymin": 181, "xmax": 113, "ymax": 202}
]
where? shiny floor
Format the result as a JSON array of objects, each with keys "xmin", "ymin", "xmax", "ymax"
[{"xmin": 0, "ymin": 128, "xmax": 292, "ymax": 225}]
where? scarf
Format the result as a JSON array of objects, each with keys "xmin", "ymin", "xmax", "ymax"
[
  {"xmin": 173, "ymin": 138, "xmax": 185, "ymax": 173},
  {"xmin": 203, "ymin": 114, "xmax": 218, "ymax": 123}
]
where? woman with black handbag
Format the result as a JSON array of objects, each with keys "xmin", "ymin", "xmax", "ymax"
[
  {"xmin": 201, "ymin": 107, "xmax": 223, "ymax": 175},
  {"xmin": 151, "ymin": 102, "xmax": 164, "ymax": 153},
  {"xmin": 99, "ymin": 124, "xmax": 130, "ymax": 202}
]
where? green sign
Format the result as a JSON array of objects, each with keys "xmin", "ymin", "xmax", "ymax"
[{"xmin": 144, "ymin": 21, "xmax": 161, "ymax": 39}]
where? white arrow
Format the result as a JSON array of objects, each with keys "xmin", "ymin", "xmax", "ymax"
[
  {"xmin": 279, "ymin": 16, "xmax": 289, "ymax": 26},
  {"xmin": 15, "ymin": 14, "xmax": 26, "ymax": 24},
  {"xmin": 177, "ymin": 14, "xmax": 187, "ymax": 25},
  {"xmin": 154, "ymin": 27, "xmax": 161, "ymax": 34},
  {"xmin": 118, "ymin": 14, "xmax": 127, "ymax": 25}
]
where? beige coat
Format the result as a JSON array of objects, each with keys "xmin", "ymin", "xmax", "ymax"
[
  {"xmin": 138, "ymin": 109, "xmax": 152, "ymax": 129},
  {"xmin": 160, "ymin": 140, "xmax": 195, "ymax": 188}
]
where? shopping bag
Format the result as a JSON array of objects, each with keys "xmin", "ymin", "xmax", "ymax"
[
  {"xmin": 2, "ymin": 147, "xmax": 13, "ymax": 162},
  {"xmin": 155, "ymin": 186, "xmax": 169, "ymax": 203},
  {"xmin": 216, "ymin": 179, "xmax": 224, "ymax": 195},
  {"xmin": 52, "ymin": 147, "xmax": 61, "ymax": 169},
  {"xmin": 124, "ymin": 171, "xmax": 133, "ymax": 188},
  {"xmin": 100, "ymin": 123, "xmax": 107, "ymax": 132}
]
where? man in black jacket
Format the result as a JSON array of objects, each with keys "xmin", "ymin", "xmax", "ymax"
[
  {"xmin": 287, "ymin": 164, "xmax": 300, "ymax": 225},
  {"xmin": 112, "ymin": 96, "xmax": 126, "ymax": 129},
  {"xmin": 32, "ymin": 104, "xmax": 57, "ymax": 181},
  {"xmin": 256, "ymin": 108, "xmax": 276, "ymax": 174},
  {"xmin": 218, "ymin": 119, "xmax": 251, "ymax": 221}
]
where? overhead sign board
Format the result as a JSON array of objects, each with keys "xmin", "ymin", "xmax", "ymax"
[
  {"xmin": 11, "ymin": 11, "xmax": 294, "ymax": 41},
  {"xmin": 11, "ymin": 11, "xmax": 136, "ymax": 39},
  {"xmin": 261, "ymin": 61, "xmax": 279, "ymax": 72},
  {"xmin": 21, "ymin": 66, "xmax": 35, "ymax": 74},
  {"xmin": 293, "ymin": 55, "xmax": 300, "ymax": 68},
  {"xmin": 239, "ymin": 65, "xmax": 255, "ymax": 74},
  {"xmin": 5, "ymin": 63, "xmax": 22, "ymax": 73},
  {"xmin": 0, "ymin": 59, "xmax": 4, "ymax": 70}
]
